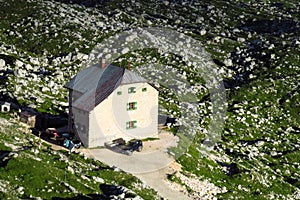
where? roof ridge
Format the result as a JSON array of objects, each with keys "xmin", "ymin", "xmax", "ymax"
[{"xmin": 67, "ymin": 65, "xmax": 147, "ymax": 111}]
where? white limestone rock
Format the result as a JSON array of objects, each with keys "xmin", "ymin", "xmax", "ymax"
[
  {"xmin": 237, "ymin": 37, "xmax": 246, "ymax": 42},
  {"xmin": 200, "ymin": 29, "xmax": 207, "ymax": 36},
  {"xmin": 25, "ymin": 64, "xmax": 33, "ymax": 71},
  {"xmin": 41, "ymin": 86, "xmax": 50, "ymax": 92},
  {"xmin": 0, "ymin": 59, "xmax": 5, "ymax": 68},
  {"xmin": 56, "ymin": 71, "xmax": 64, "ymax": 81},
  {"xmin": 15, "ymin": 60, "xmax": 23, "ymax": 67},
  {"xmin": 17, "ymin": 187, "xmax": 24, "ymax": 195},
  {"xmin": 30, "ymin": 57, "xmax": 40, "ymax": 65},
  {"xmin": 224, "ymin": 59, "xmax": 233, "ymax": 67},
  {"xmin": 14, "ymin": 68, "xmax": 27, "ymax": 77},
  {"xmin": 92, "ymin": 176, "xmax": 104, "ymax": 183},
  {"xmin": 67, "ymin": 166, "xmax": 74, "ymax": 174},
  {"xmin": 48, "ymin": 80, "xmax": 55, "ymax": 88}
]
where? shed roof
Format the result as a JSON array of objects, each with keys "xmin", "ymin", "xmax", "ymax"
[{"xmin": 65, "ymin": 64, "xmax": 147, "ymax": 111}]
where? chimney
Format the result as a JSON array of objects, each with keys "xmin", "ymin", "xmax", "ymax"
[
  {"xmin": 101, "ymin": 58, "xmax": 106, "ymax": 69},
  {"xmin": 127, "ymin": 60, "xmax": 130, "ymax": 70}
]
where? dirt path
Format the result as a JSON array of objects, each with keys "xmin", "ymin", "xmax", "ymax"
[
  {"xmin": 83, "ymin": 131, "xmax": 192, "ymax": 200},
  {"xmin": 135, "ymin": 165, "xmax": 191, "ymax": 200},
  {"xmin": 46, "ymin": 130, "xmax": 191, "ymax": 200}
]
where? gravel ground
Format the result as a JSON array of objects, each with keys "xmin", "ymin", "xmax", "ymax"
[
  {"xmin": 81, "ymin": 130, "xmax": 192, "ymax": 200},
  {"xmin": 43, "ymin": 125, "xmax": 222, "ymax": 199}
]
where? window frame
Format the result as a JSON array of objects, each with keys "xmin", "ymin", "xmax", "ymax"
[
  {"xmin": 127, "ymin": 102, "xmax": 137, "ymax": 111},
  {"xmin": 126, "ymin": 120, "xmax": 137, "ymax": 129},
  {"xmin": 128, "ymin": 87, "xmax": 136, "ymax": 94}
]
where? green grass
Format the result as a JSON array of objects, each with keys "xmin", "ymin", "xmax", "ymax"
[
  {"xmin": 0, "ymin": 116, "xmax": 159, "ymax": 199},
  {"xmin": 0, "ymin": 0, "xmax": 299, "ymax": 199},
  {"xmin": 141, "ymin": 137, "xmax": 160, "ymax": 142}
]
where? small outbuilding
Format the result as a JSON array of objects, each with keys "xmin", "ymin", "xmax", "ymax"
[
  {"xmin": 19, "ymin": 111, "xmax": 39, "ymax": 127},
  {"xmin": 65, "ymin": 61, "xmax": 158, "ymax": 148},
  {"xmin": 0, "ymin": 102, "xmax": 11, "ymax": 113}
]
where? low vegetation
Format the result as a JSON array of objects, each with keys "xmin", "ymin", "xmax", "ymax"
[
  {"xmin": 0, "ymin": 0, "xmax": 299, "ymax": 199},
  {"xmin": 0, "ymin": 114, "xmax": 159, "ymax": 199}
]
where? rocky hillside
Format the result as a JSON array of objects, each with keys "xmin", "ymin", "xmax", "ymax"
[
  {"xmin": 0, "ymin": 115, "xmax": 159, "ymax": 199},
  {"xmin": 0, "ymin": 0, "xmax": 300, "ymax": 199}
]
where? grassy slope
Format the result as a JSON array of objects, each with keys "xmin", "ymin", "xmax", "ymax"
[
  {"xmin": 158, "ymin": 1, "xmax": 300, "ymax": 199},
  {"xmin": 0, "ymin": 0, "xmax": 299, "ymax": 199},
  {"xmin": 107, "ymin": 0, "xmax": 299, "ymax": 199},
  {"xmin": 0, "ymin": 114, "xmax": 159, "ymax": 199}
]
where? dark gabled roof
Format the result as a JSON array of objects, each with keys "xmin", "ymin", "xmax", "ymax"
[
  {"xmin": 65, "ymin": 64, "xmax": 147, "ymax": 111},
  {"xmin": 120, "ymin": 70, "xmax": 147, "ymax": 85}
]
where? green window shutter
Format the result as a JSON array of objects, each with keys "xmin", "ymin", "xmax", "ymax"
[
  {"xmin": 142, "ymin": 87, "xmax": 147, "ymax": 92},
  {"xmin": 134, "ymin": 102, "xmax": 137, "ymax": 110},
  {"xmin": 127, "ymin": 103, "xmax": 130, "ymax": 110},
  {"xmin": 127, "ymin": 102, "xmax": 137, "ymax": 110},
  {"xmin": 128, "ymin": 87, "xmax": 136, "ymax": 94},
  {"xmin": 126, "ymin": 120, "xmax": 137, "ymax": 129},
  {"xmin": 117, "ymin": 91, "xmax": 122, "ymax": 95}
]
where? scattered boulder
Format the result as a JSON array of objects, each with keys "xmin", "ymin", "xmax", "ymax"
[
  {"xmin": 224, "ymin": 59, "xmax": 233, "ymax": 67},
  {"xmin": 17, "ymin": 186, "xmax": 24, "ymax": 195},
  {"xmin": 48, "ymin": 80, "xmax": 55, "ymax": 88},
  {"xmin": 200, "ymin": 29, "xmax": 207, "ymax": 35},
  {"xmin": 15, "ymin": 60, "xmax": 23, "ymax": 67},
  {"xmin": 29, "ymin": 57, "xmax": 40, "ymax": 65},
  {"xmin": 99, "ymin": 184, "xmax": 140, "ymax": 199},
  {"xmin": 0, "ymin": 59, "xmax": 5, "ymax": 68},
  {"xmin": 24, "ymin": 64, "xmax": 33, "ymax": 71},
  {"xmin": 100, "ymin": 184, "xmax": 124, "ymax": 196},
  {"xmin": 93, "ymin": 176, "xmax": 104, "ymax": 183},
  {"xmin": 14, "ymin": 68, "xmax": 26, "ymax": 77}
]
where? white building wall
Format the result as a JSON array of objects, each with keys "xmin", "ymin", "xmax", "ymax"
[
  {"xmin": 88, "ymin": 82, "xmax": 158, "ymax": 148},
  {"xmin": 88, "ymin": 96, "xmax": 118, "ymax": 147},
  {"xmin": 116, "ymin": 82, "xmax": 158, "ymax": 139}
]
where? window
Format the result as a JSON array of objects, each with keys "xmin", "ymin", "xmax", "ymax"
[
  {"xmin": 128, "ymin": 87, "xmax": 136, "ymax": 94},
  {"xmin": 126, "ymin": 120, "xmax": 137, "ymax": 129},
  {"xmin": 142, "ymin": 87, "xmax": 147, "ymax": 92},
  {"xmin": 117, "ymin": 91, "xmax": 122, "ymax": 95},
  {"xmin": 3, "ymin": 107, "xmax": 8, "ymax": 112},
  {"xmin": 127, "ymin": 102, "xmax": 137, "ymax": 110}
]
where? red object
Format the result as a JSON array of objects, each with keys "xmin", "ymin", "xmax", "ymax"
[{"xmin": 53, "ymin": 132, "xmax": 59, "ymax": 137}]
